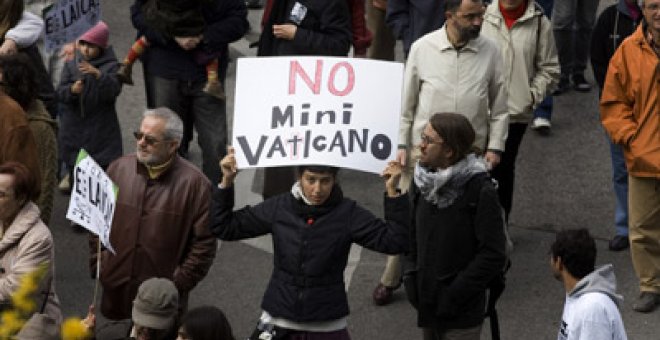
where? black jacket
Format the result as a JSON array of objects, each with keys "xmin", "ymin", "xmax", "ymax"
[
  {"xmin": 130, "ymin": 0, "xmax": 249, "ymax": 81},
  {"xmin": 386, "ymin": 0, "xmax": 445, "ymax": 57},
  {"xmin": 57, "ymin": 47, "xmax": 123, "ymax": 168},
  {"xmin": 211, "ymin": 185, "xmax": 408, "ymax": 322},
  {"xmin": 258, "ymin": 0, "xmax": 351, "ymax": 56},
  {"xmin": 404, "ymin": 174, "xmax": 506, "ymax": 329},
  {"xmin": 590, "ymin": 1, "xmax": 641, "ymax": 91}
]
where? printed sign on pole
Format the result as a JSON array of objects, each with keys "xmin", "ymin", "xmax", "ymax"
[
  {"xmin": 66, "ymin": 149, "xmax": 117, "ymax": 254},
  {"xmin": 233, "ymin": 56, "xmax": 404, "ymax": 174},
  {"xmin": 43, "ymin": 0, "xmax": 102, "ymax": 51}
]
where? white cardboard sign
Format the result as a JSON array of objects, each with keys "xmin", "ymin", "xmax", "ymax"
[
  {"xmin": 66, "ymin": 149, "xmax": 116, "ymax": 254},
  {"xmin": 233, "ymin": 56, "xmax": 403, "ymax": 174}
]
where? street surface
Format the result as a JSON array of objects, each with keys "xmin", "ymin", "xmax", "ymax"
[{"xmin": 48, "ymin": 1, "xmax": 659, "ymax": 339}]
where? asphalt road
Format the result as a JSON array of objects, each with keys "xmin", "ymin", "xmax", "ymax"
[{"xmin": 47, "ymin": 1, "xmax": 659, "ymax": 339}]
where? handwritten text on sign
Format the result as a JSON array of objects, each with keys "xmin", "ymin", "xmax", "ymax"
[
  {"xmin": 233, "ymin": 57, "xmax": 403, "ymax": 174},
  {"xmin": 43, "ymin": 0, "xmax": 101, "ymax": 51},
  {"xmin": 66, "ymin": 149, "xmax": 116, "ymax": 254}
]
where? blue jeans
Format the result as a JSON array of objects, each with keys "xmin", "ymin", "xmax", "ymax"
[
  {"xmin": 552, "ymin": 0, "xmax": 599, "ymax": 77},
  {"xmin": 609, "ymin": 137, "xmax": 629, "ymax": 236},
  {"xmin": 533, "ymin": 96, "xmax": 553, "ymax": 120},
  {"xmin": 147, "ymin": 75, "xmax": 226, "ymax": 184},
  {"xmin": 533, "ymin": 0, "xmax": 554, "ymax": 121}
]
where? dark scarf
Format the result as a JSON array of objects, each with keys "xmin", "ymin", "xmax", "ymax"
[{"xmin": 290, "ymin": 183, "xmax": 344, "ymax": 224}]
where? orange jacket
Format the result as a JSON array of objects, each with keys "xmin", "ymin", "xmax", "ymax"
[{"xmin": 601, "ymin": 25, "xmax": 660, "ymax": 178}]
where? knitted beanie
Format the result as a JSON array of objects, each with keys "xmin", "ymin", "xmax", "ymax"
[{"xmin": 79, "ymin": 21, "xmax": 109, "ymax": 48}]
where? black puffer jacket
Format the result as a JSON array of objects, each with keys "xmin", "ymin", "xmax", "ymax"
[
  {"xmin": 404, "ymin": 173, "xmax": 507, "ymax": 329},
  {"xmin": 590, "ymin": 1, "xmax": 641, "ymax": 91},
  {"xmin": 57, "ymin": 47, "xmax": 122, "ymax": 168},
  {"xmin": 258, "ymin": 0, "xmax": 351, "ymax": 56},
  {"xmin": 211, "ymin": 185, "xmax": 408, "ymax": 322}
]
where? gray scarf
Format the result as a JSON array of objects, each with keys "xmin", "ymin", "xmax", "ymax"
[{"xmin": 413, "ymin": 153, "xmax": 488, "ymax": 208}]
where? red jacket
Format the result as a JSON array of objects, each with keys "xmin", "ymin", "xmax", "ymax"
[{"xmin": 600, "ymin": 25, "xmax": 660, "ymax": 178}]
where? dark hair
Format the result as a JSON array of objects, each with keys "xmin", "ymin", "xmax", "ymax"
[
  {"xmin": 550, "ymin": 229, "xmax": 596, "ymax": 279},
  {"xmin": 429, "ymin": 112, "xmax": 476, "ymax": 165},
  {"xmin": 180, "ymin": 306, "xmax": 235, "ymax": 340},
  {"xmin": 0, "ymin": 161, "xmax": 37, "ymax": 206},
  {"xmin": 0, "ymin": 53, "xmax": 38, "ymax": 110},
  {"xmin": 444, "ymin": 0, "xmax": 483, "ymax": 13},
  {"xmin": 0, "ymin": 0, "xmax": 24, "ymax": 37},
  {"xmin": 296, "ymin": 165, "xmax": 340, "ymax": 178}
]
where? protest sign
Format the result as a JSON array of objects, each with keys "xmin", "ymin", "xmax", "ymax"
[
  {"xmin": 233, "ymin": 57, "xmax": 404, "ymax": 174},
  {"xmin": 43, "ymin": 0, "xmax": 101, "ymax": 51},
  {"xmin": 66, "ymin": 149, "xmax": 117, "ymax": 254}
]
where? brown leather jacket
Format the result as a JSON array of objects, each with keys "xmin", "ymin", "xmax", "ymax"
[
  {"xmin": 93, "ymin": 154, "xmax": 217, "ymax": 320},
  {"xmin": 0, "ymin": 94, "xmax": 41, "ymax": 199}
]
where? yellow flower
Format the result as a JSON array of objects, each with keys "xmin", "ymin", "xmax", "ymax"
[
  {"xmin": 61, "ymin": 318, "xmax": 91, "ymax": 340},
  {"xmin": 0, "ymin": 310, "xmax": 24, "ymax": 338},
  {"xmin": 0, "ymin": 265, "xmax": 49, "ymax": 338},
  {"xmin": 10, "ymin": 265, "xmax": 47, "ymax": 314}
]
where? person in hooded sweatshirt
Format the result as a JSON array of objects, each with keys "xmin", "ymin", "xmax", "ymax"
[
  {"xmin": 57, "ymin": 21, "xmax": 123, "ymax": 184},
  {"xmin": 550, "ymin": 229, "xmax": 628, "ymax": 340}
]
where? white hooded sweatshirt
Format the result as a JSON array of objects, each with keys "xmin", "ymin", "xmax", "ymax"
[{"xmin": 558, "ymin": 264, "xmax": 627, "ymax": 340}]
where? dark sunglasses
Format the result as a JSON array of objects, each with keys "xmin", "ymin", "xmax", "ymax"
[{"xmin": 133, "ymin": 131, "xmax": 169, "ymax": 145}]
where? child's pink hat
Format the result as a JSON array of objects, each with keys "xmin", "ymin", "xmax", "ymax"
[{"xmin": 79, "ymin": 21, "xmax": 109, "ymax": 48}]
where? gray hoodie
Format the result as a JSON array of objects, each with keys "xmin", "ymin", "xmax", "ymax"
[
  {"xmin": 568, "ymin": 264, "xmax": 623, "ymax": 306},
  {"xmin": 559, "ymin": 264, "xmax": 627, "ymax": 340}
]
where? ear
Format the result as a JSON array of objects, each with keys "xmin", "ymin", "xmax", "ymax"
[
  {"xmin": 443, "ymin": 145, "xmax": 455, "ymax": 161},
  {"xmin": 169, "ymin": 140, "xmax": 180, "ymax": 155},
  {"xmin": 551, "ymin": 256, "xmax": 564, "ymax": 271}
]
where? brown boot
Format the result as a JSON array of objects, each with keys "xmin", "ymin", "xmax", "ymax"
[
  {"xmin": 117, "ymin": 63, "xmax": 134, "ymax": 85},
  {"xmin": 203, "ymin": 79, "xmax": 226, "ymax": 100}
]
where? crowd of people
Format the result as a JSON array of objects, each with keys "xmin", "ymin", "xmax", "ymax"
[{"xmin": 0, "ymin": 0, "xmax": 658, "ymax": 339}]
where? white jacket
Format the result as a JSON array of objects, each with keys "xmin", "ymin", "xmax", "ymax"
[
  {"xmin": 0, "ymin": 202, "xmax": 62, "ymax": 325},
  {"xmin": 481, "ymin": 0, "xmax": 559, "ymax": 123},
  {"xmin": 4, "ymin": 11, "xmax": 44, "ymax": 48},
  {"xmin": 400, "ymin": 26, "xmax": 509, "ymax": 154}
]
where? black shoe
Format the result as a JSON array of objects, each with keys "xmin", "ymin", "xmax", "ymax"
[
  {"xmin": 572, "ymin": 73, "xmax": 591, "ymax": 92},
  {"xmin": 633, "ymin": 292, "xmax": 660, "ymax": 313},
  {"xmin": 553, "ymin": 77, "xmax": 571, "ymax": 95},
  {"xmin": 608, "ymin": 235, "xmax": 629, "ymax": 251}
]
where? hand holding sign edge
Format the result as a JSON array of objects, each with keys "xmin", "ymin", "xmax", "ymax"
[{"xmin": 219, "ymin": 146, "xmax": 239, "ymax": 187}]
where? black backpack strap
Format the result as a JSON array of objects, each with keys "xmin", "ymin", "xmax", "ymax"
[{"xmin": 463, "ymin": 173, "xmax": 509, "ymax": 340}]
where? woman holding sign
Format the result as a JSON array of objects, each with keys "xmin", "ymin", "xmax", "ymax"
[
  {"xmin": 211, "ymin": 148, "xmax": 408, "ymax": 340},
  {"xmin": 0, "ymin": 162, "xmax": 62, "ymax": 324}
]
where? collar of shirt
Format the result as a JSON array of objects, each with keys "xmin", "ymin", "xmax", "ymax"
[{"xmin": 438, "ymin": 25, "xmax": 481, "ymax": 53}]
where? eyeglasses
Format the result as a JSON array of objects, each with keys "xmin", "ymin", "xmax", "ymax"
[
  {"xmin": 133, "ymin": 131, "xmax": 169, "ymax": 146},
  {"xmin": 645, "ymin": 3, "xmax": 660, "ymax": 12},
  {"xmin": 420, "ymin": 133, "xmax": 443, "ymax": 145}
]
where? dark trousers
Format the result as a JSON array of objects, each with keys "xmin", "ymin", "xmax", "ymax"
[
  {"xmin": 287, "ymin": 328, "xmax": 351, "ymax": 340},
  {"xmin": 146, "ymin": 74, "xmax": 227, "ymax": 184},
  {"xmin": 490, "ymin": 123, "xmax": 528, "ymax": 222}
]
